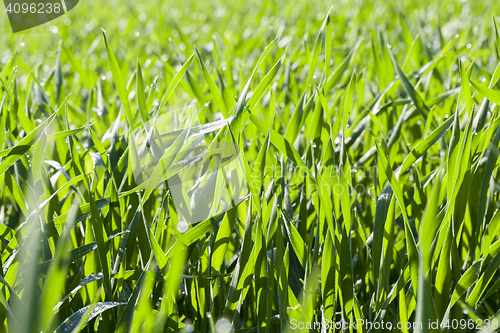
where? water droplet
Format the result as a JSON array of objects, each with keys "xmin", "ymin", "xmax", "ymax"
[
  {"xmin": 177, "ymin": 221, "xmax": 188, "ymax": 233},
  {"xmin": 215, "ymin": 318, "xmax": 234, "ymax": 333}
]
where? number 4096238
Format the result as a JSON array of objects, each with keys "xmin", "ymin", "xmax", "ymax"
[{"xmin": 5, "ymin": 2, "xmax": 62, "ymax": 14}]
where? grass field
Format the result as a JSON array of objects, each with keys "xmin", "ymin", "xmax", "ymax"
[{"xmin": 1, "ymin": 0, "xmax": 500, "ymax": 332}]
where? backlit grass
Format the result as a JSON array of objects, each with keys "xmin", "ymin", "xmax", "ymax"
[{"xmin": 1, "ymin": 0, "xmax": 500, "ymax": 332}]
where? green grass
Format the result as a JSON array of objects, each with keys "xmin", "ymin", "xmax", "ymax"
[{"xmin": 1, "ymin": 0, "xmax": 500, "ymax": 332}]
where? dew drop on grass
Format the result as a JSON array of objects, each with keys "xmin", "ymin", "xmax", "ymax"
[
  {"xmin": 215, "ymin": 318, "xmax": 234, "ymax": 333},
  {"xmin": 20, "ymin": 42, "xmax": 25, "ymax": 47},
  {"xmin": 177, "ymin": 221, "xmax": 188, "ymax": 233},
  {"xmin": 135, "ymin": 31, "xmax": 141, "ymax": 37},
  {"xmin": 93, "ymin": 107, "xmax": 103, "ymax": 116},
  {"xmin": 466, "ymin": 43, "xmax": 472, "ymax": 49}
]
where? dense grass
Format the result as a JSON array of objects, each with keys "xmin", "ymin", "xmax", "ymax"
[{"xmin": 1, "ymin": 0, "xmax": 500, "ymax": 332}]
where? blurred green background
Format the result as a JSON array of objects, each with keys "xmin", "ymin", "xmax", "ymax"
[{"xmin": 1, "ymin": 0, "xmax": 498, "ymax": 81}]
